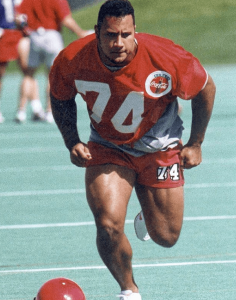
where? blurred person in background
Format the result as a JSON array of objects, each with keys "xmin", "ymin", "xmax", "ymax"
[
  {"xmin": 0, "ymin": 0, "xmax": 37, "ymax": 123},
  {"xmin": 15, "ymin": 0, "xmax": 93, "ymax": 123}
]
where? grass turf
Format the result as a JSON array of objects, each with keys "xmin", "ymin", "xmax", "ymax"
[
  {"xmin": 64, "ymin": 0, "xmax": 236, "ymax": 65},
  {"xmin": 7, "ymin": 0, "xmax": 236, "ymax": 72}
]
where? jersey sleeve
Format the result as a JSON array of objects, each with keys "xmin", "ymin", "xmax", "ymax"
[
  {"xmin": 53, "ymin": 0, "xmax": 71, "ymax": 22},
  {"xmin": 49, "ymin": 50, "xmax": 77, "ymax": 100},
  {"xmin": 138, "ymin": 34, "xmax": 208, "ymax": 101},
  {"xmin": 172, "ymin": 47, "xmax": 207, "ymax": 100}
]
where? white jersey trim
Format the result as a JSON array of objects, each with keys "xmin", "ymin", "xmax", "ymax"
[{"xmin": 201, "ymin": 70, "xmax": 208, "ymax": 91}]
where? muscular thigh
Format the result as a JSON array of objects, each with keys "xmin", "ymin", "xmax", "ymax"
[
  {"xmin": 135, "ymin": 183, "xmax": 184, "ymax": 238},
  {"xmin": 86, "ymin": 164, "xmax": 136, "ymax": 226}
]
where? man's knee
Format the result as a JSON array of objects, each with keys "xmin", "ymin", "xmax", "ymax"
[
  {"xmin": 150, "ymin": 227, "xmax": 181, "ymax": 248},
  {"xmin": 96, "ymin": 218, "xmax": 123, "ymax": 247}
]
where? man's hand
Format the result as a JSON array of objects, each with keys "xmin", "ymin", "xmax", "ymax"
[
  {"xmin": 70, "ymin": 142, "xmax": 92, "ymax": 167},
  {"xmin": 0, "ymin": 28, "xmax": 4, "ymax": 39},
  {"xmin": 180, "ymin": 144, "xmax": 202, "ymax": 169},
  {"xmin": 15, "ymin": 14, "xmax": 28, "ymax": 29}
]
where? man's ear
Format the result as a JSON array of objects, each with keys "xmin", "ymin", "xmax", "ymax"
[{"xmin": 94, "ymin": 25, "xmax": 99, "ymax": 39}]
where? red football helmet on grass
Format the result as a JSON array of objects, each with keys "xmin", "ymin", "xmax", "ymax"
[{"xmin": 34, "ymin": 277, "xmax": 86, "ymax": 300}]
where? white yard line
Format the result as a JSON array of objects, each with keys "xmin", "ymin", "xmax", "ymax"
[
  {"xmin": 0, "ymin": 260, "xmax": 236, "ymax": 274},
  {"xmin": 1, "ymin": 181, "xmax": 236, "ymax": 198},
  {"xmin": 0, "ymin": 215, "xmax": 236, "ymax": 230},
  {"xmin": 0, "ymin": 156, "xmax": 236, "ymax": 173}
]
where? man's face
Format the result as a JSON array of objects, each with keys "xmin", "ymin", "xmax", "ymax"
[{"xmin": 95, "ymin": 14, "xmax": 136, "ymax": 67}]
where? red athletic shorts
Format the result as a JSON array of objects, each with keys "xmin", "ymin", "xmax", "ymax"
[
  {"xmin": 0, "ymin": 29, "xmax": 23, "ymax": 63},
  {"xmin": 86, "ymin": 141, "xmax": 184, "ymax": 188}
]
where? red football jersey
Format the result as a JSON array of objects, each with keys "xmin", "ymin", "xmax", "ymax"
[
  {"xmin": 16, "ymin": 0, "xmax": 71, "ymax": 31},
  {"xmin": 50, "ymin": 33, "xmax": 207, "ymax": 145}
]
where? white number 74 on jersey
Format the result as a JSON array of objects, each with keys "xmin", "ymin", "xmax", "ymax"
[
  {"xmin": 75, "ymin": 80, "xmax": 144, "ymax": 134},
  {"xmin": 157, "ymin": 164, "xmax": 180, "ymax": 181}
]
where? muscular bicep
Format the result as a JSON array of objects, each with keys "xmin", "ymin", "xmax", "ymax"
[
  {"xmin": 50, "ymin": 94, "xmax": 76, "ymax": 122},
  {"xmin": 187, "ymin": 74, "xmax": 216, "ymax": 146},
  {"xmin": 197, "ymin": 74, "xmax": 216, "ymax": 102},
  {"xmin": 50, "ymin": 94, "xmax": 81, "ymax": 151}
]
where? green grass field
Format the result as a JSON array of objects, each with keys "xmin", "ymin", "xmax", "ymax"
[
  {"xmin": 7, "ymin": 0, "xmax": 236, "ymax": 72},
  {"xmin": 63, "ymin": 0, "xmax": 236, "ymax": 65}
]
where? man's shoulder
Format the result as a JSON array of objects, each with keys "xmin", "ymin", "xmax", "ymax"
[
  {"xmin": 135, "ymin": 32, "xmax": 193, "ymax": 66},
  {"xmin": 136, "ymin": 32, "xmax": 176, "ymax": 48}
]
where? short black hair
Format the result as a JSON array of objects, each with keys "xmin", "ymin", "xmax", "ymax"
[{"xmin": 97, "ymin": 0, "xmax": 135, "ymax": 31}]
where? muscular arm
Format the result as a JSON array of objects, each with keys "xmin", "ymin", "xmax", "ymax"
[
  {"xmin": 50, "ymin": 94, "xmax": 92, "ymax": 167},
  {"xmin": 180, "ymin": 74, "xmax": 216, "ymax": 169},
  {"xmin": 50, "ymin": 94, "xmax": 81, "ymax": 151}
]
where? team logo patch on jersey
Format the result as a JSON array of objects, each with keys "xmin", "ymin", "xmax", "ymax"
[{"xmin": 145, "ymin": 71, "xmax": 172, "ymax": 98}]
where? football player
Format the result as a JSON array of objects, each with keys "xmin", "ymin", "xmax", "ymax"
[
  {"xmin": 49, "ymin": 0, "xmax": 216, "ymax": 299},
  {"xmin": 0, "ymin": 0, "xmax": 44, "ymax": 123},
  {"xmin": 15, "ymin": 0, "xmax": 93, "ymax": 123},
  {"xmin": 0, "ymin": 0, "xmax": 24, "ymax": 122}
]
